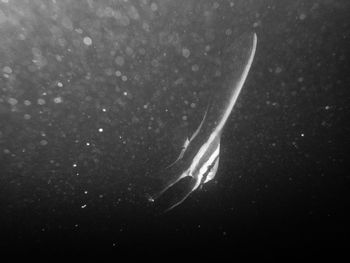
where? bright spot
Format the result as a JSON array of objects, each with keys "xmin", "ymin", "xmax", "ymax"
[
  {"xmin": 53, "ymin": 97, "xmax": 63, "ymax": 104},
  {"xmin": 8, "ymin": 98, "xmax": 18, "ymax": 106},
  {"xmin": 150, "ymin": 3, "xmax": 158, "ymax": 11},
  {"xmin": 83, "ymin": 36, "xmax": 92, "ymax": 46},
  {"xmin": 3, "ymin": 66, "xmax": 12, "ymax": 74},
  {"xmin": 125, "ymin": 46, "xmax": 133, "ymax": 56},
  {"xmin": 299, "ymin": 13, "xmax": 306, "ymax": 20},
  {"xmin": 98, "ymin": 128, "xmax": 103, "ymax": 132},
  {"xmin": 191, "ymin": 64, "xmax": 199, "ymax": 72},
  {"xmin": 4, "ymin": 149, "xmax": 11, "ymax": 154},
  {"xmin": 57, "ymin": 82, "xmax": 63, "ymax": 87},
  {"xmin": 182, "ymin": 48, "xmax": 191, "ymax": 58},
  {"xmin": 24, "ymin": 114, "xmax": 31, "ymax": 120},
  {"xmin": 24, "ymin": 100, "xmax": 32, "ymax": 106},
  {"xmin": 115, "ymin": 70, "xmax": 122, "ymax": 77},
  {"xmin": 37, "ymin": 98, "xmax": 46, "ymax": 105},
  {"xmin": 115, "ymin": 56, "xmax": 125, "ymax": 66},
  {"xmin": 75, "ymin": 28, "xmax": 83, "ymax": 34},
  {"xmin": 275, "ymin": 67, "xmax": 282, "ymax": 74},
  {"xmin": 127, "ymin": 6, "xmax": 140, "ymax": 20},
  {"xmin": 40, "ymin": 140, "xmax": 48, "ymax": 146}
]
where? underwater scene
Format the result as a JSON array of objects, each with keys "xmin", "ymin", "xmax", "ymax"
[{"xmin": 0, "ymin": 0, "xmax": 349, "ymax": 256}]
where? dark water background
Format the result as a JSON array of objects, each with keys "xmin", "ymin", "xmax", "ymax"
[{"xmin": 0, "ymin": 0, "xmax": 349, "ymax": 258}]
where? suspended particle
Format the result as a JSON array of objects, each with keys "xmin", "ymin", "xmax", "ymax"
[
  {"xmin": 182, "ymin": 48, "xmax": 191, "ymax": 58},
  {"xmin": 83, "ymin": 36, "xmax": 92, "ymax": 46}
]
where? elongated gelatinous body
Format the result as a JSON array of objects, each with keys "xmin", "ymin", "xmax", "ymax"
[{"xmin": 150, "ymin": 33, "xmax": 257, "ymax": 212}]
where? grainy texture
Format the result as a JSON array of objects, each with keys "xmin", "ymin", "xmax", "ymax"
[{"xmin": 0, "ymin": 0, "xmax": 349, "ymax": 256}]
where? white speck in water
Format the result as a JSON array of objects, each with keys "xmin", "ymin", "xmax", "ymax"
[
  {"xmin": 75, "ymin": 28, "xmax": 83, "ymax": 34},
  {"xmin": 127, "ymin": 6, "xmax": 140, "ymax": 20},
  {"xmin": 275, "ymin": 67, "xmax": 282, "ymax": 74},
  {"xmin": 62, "ymin": 17, "xmax": 73, "ymax": 31},
  {"xmin": 191, "ymin": 64, "xmax": 199, "ymax": 72},
  {"xmin": 54, "ymin": 97, "xmax": 63, "ymax": 103},
  {"xmin": 4, "ymin": 149, "xmax": 11, "ymax": 154},
  {"xmin": 40, "ymin": 140, "xmax": 48, "ymax": 146},
  {"xmin": 182, "ymin": 48, "xmax": 190, "ymax": 58},
  {"xmin": 151, "ymin": 3, "xmax": 158, "ymax": 12},
  {"xmin": 98, "ymin": 128, "xmax": 103, "ymax": 132},
  {"xmin": 182, "ymin": 115, "xmax": 188, "ymax": 121},
  {"xmin": 8, "ymin": 98, "xmax": 18, "ymax": 106},
  {"xmin": 24, "ymin": 114, "xmax": 31, "ymax": 120},
  {"xmin": 57, "ymin": 82, "xmax": 63, "ymax": 87},
  {"xmin": 102, "ymin": 108, "xmax": 107, "ymax": 112},
  {"xmin": 37, "ymin": 98, "xmax": 46, "ymax": 105},
  {"xmin": 86, "ymin": 142, "xmax": 90, "ymax": 146},
  {"xmin": 24, "ymin": 100, "xmax": 32, "ymax": 106},
  {"xmin": 18, "ymin": 34, "xmax": 26, "ymax": 40},
  {"xmin": 299, "ymin": 13, "xmax": 306, "ymax": 20},
  {"xmin": 301, "ymin": 133, "xmax": 305, "ymax": 137},
  {"xmin": 84, "ymin": 190, "xmax": 88, "ymax": 194},
  {"xmin": 3, "ymin": 66, "xmax": 12, "ymax": 74},
  {"xmin": 115, "ymin": 70, "xmax": 122, "ymax": 77},
  {"xmin": 83, "ymin": 36, "xmax": 92, "ymax": 46},
  {"xmin": 123, "ymin": 91, "xmax": 128, "ymax": 96},
  {"xmin": 121, "ymin": 75, "xmax": 128, "ymax": 82},
  {"xmin": 325, "ymin": 105, "xmax": 330, "ymax": 110},
  {"xmin": 253, "ymin": 21, "xmax": 261, "ymax": 28},
  {"xmin": 115, "ymin": 56, "xmax": 125, "ymax": 66},
  {"xmin": 125, "ymin": 46, "xmax": 134, "ymax": 56},
  {"xmin": 81, "ymin": 204, "xmax": 87, "ymax": 209},
  {"xmin": 73, "ymin": 163, "xmax": 77, "ymax": 167}
]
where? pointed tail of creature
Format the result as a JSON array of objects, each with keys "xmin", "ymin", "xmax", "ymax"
[{"xmin": 151, "ymin": 175, "xmax": 200, "ymax": 213}]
